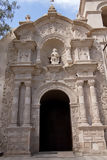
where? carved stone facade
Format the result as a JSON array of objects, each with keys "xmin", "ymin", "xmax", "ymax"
[{"xmin": 0, "ymin": 1, "xmax": 107, "ymax": 156}]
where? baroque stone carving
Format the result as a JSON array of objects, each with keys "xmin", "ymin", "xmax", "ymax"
[
  {"xmin": 0, "ymin": 68, "xmax": 14, "ymax": 152},
  {"xmin": 73, "ymin": 26, "xmax": 87, "ymax": 39},
  {"xmin": 18, "ymin": 49, "xmax": 31, "ymax": 62},
  {"xmin": 1, "ymin": 3, "xmax": 107, "ymax": 156},
  {"xmin": 74, "ymin": 48, "xmax": 90, "ymax": 61},
  {"xmin": 37, "ymin": 22, "xmax": 73, "ymax": 38}
]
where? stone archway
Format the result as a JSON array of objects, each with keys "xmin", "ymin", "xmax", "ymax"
[
  {"xmin": 39, "ymin": 89, "xmax": 73, "ymax": 152},
  {"xmin": 32, "ymin": 82, "xmax": 77, "ymax": 153}
]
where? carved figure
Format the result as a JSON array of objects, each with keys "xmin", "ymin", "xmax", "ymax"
[{"xmin": 50, "ymin": 48, "xmax": 60, "ymax": 65}]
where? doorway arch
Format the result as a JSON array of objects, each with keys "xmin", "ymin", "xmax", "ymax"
[{"xmin": 40, "ymin": 89, "xmax": 73, "ymax": 152}]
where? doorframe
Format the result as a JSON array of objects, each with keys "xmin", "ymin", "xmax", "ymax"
[{"xmin": 33, "ymin": 82, "xmax": 78, "ymax": 153}]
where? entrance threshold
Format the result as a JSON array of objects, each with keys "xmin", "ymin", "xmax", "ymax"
[{"xmin": 33, "ymin": 151, "xmax": 75, "ymax": 158}]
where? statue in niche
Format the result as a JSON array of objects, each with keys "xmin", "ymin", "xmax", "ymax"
[{"xmin": 50, "ymin": 48, "xmax": 60, "ymax": 65}]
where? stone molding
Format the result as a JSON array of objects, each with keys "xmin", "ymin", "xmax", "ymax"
[
  {"xmin": 71, "ymin": 39, "xmax": 94, "ymax": 48},
  {"xmin": 13, "ymin": 40, "xmax": 37, "ymax": 50},
  {"xmin": 39, "ymin": 34, "xmax": 67, "ymax": 49},
  {"xmin": 34, "ymin": 81, "xmax": 77, "ymax": 105},
  {"xmin": 97, "ymin": 1, "xmax": 107, "ymax": 11}
]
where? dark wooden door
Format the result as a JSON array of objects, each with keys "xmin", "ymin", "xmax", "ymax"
[{"xmin": 40, "ymin": 96, "xmax": 72, "ymax": 152}]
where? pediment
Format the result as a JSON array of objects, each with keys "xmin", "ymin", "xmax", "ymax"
[{"xmin": 14, "ymin": 13, "xmax": 92, "ymax": 42}]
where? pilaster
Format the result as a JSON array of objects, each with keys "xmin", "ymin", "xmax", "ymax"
[
  {"xmin": 10, "ymin": 82, "xmax": 20, "ymax": 127},
  {"xmin": 77, "ymin": 80, "xmax": 89, "ymax": 126},
  {"xmin": 88, "ymin": 80, "xmax": 102, "ymax": 126},
  {"xmin": 23, "ymin": 82, "xmax": 31, "ymax": 126}
]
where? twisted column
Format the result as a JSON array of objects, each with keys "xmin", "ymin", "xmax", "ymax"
[
  {"xmin": 88, "ymin": 80, "xmax": 102, "ymax": 126},
  {"xmin": 77, "ymin": 80, "xmax": 88, "ymax": 126},
  {"xmin": 11, "ymin": 82, "xmax": 20, "ymax": 126},
  {"xmin": 23, "ymin": 82, "xmax": 31, "ymax": 126}
]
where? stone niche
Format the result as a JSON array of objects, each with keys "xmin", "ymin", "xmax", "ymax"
[{"xmin": 40, "ymin": 38, "xmax": 65, "ymax": 66}]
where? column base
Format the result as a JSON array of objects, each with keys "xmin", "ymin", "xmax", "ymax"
[
  {"xmin": 79, "ymin": 122, "xmax": 89, "ymax": 127},
  {"xmin": 92, "ymin": 122, "xmax": 102, "ymax": 126}
]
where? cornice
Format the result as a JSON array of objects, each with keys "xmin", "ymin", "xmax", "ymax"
[
  {"xmin": 73, "ymin": 20, "xmax": 92, "ymax": 30},
  {"xmin": 87, "ymin": 28, "xmax": 107, "ymax": 36},
  {"xmin": 71, "ymin": 38, "xmax": 94, "ymax": 48},
  {"xmin": 13, "ymin": 40, "xmax": 37, "ymax": 49}
]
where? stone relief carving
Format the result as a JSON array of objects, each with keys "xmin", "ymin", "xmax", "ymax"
[
  {"xmin": 97, "ymin": 62, "xmax": 105, "ymax": 76},
  {"xmin": 74, "ymin": 48, "xmax": 90, "ymax": 61},
  {"xmin": 0, "ymin": 68, "xmax": 14, "ymax": 152},
  {"xmin": 8, "ymin": 43, "xmax": 18, "ymax": 64},
  {"xmin": 101, "ymin": 85, "xmax": 107, "ymax": 124},
  {"xmin": 90, "ymin": 42, "xmax": 102, "ymax": 61},
  {"xmin": 92, "ymin": 32, "xmax": 107, "ymax": 43},
  {"xmin": 103, "ymin": 48, "xmax": 107, "ymax": 76},
  {"xmin": 73, "ymin": 26, "xmax": 87, "ymax": 39},
  {"xmin": 36, "ymin": 22, "xmax": 73, "ymax": 38},
  {"xmin": 18, "ymin": 49, "xmax": 31, "ymax": 62}
]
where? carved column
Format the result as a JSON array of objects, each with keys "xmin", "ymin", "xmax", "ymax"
[
  {"xmin": 23, "ymin": 82, "xmax": 31, "ymax": 126},
  {"xmin": 11, "ymin": 82, "xmax": 20, "ymax": 126},
  {"xmin": 88, "ymin": 80, "xmax": 102, "ymax": 126},
  {"xmin": 77, "ymin": 80, "xmax": 88, "ymax": 126}
]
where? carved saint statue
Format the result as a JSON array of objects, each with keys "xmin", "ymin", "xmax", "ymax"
[{"xmin": 50, "ymin": 48, "xmax": 60, "ymax": 65}]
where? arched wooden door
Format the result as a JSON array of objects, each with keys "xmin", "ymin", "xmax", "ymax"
[{"xmin": 40, "ymin": 90, "xmax": 73, "ymax": 152}]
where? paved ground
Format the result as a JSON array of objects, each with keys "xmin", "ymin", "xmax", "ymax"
[
  {"xmin": 1, "ymin": 156, "xmax": 107, "ymax": 160},
  {"xmin": 1, "ymin": 154, "xmax": 107, "ymax": 160}
]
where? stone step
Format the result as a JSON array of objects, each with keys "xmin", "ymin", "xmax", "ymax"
[
  {"xmin": 33, "ymin": 151, "xmax": 75, "ymax": 158},
  {"xmin": 1, "ymin": 155, "xmax": 107, "ymax": 160}
]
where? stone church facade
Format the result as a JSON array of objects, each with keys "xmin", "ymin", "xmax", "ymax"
[{"xmin": 0, "ymin": 0, "xmax": 107, "ymax": 156}]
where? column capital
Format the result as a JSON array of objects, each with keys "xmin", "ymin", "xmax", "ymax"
[
  {"xmin": 25, "ymin": 82, "xmax": 31, "ymax": 87},
  {"xmin": 14, "ymin": 82, "xmax": 20, "ymax": 88},
  {"xmin": 88, "ymin": 79, "xmax": 95, "ymax": 86},
  {"xmin": 77, "ymin": 80, "xmax": 84, "ymax": 86}
]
